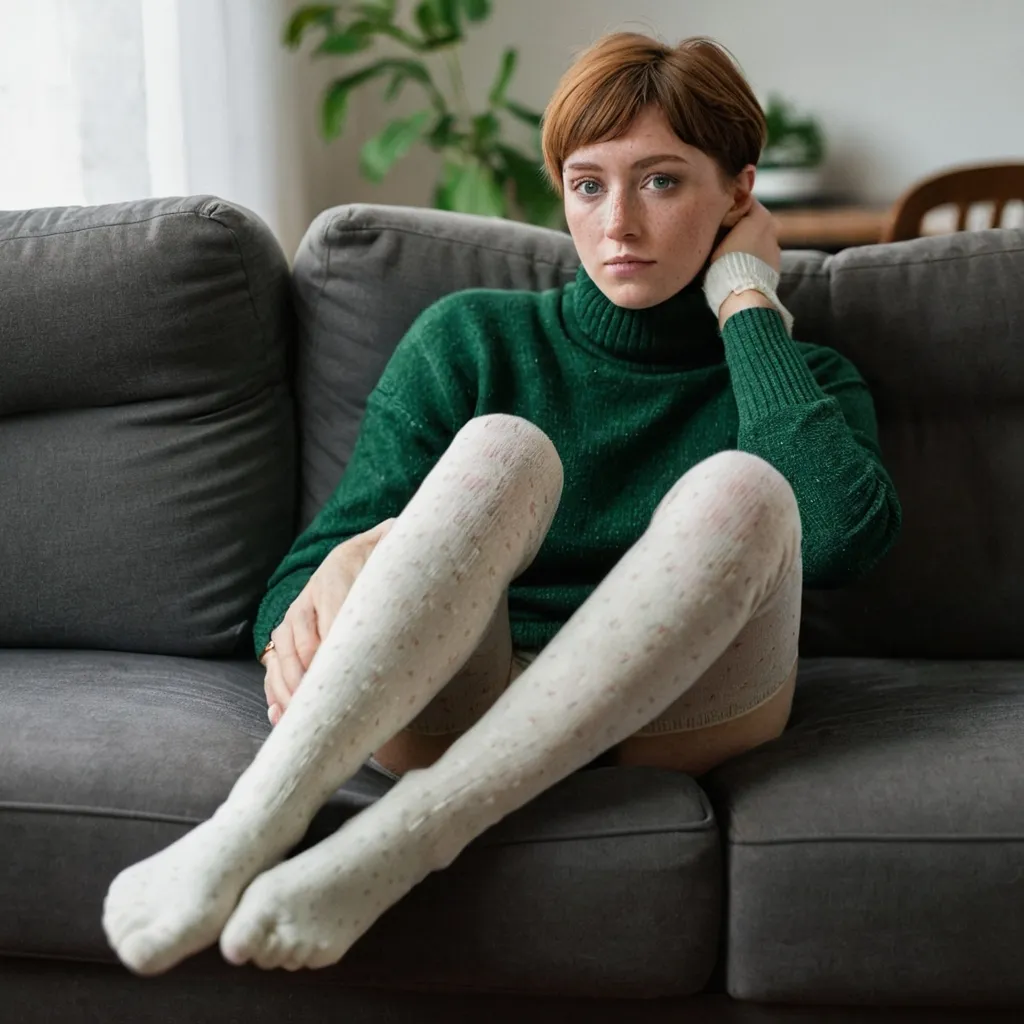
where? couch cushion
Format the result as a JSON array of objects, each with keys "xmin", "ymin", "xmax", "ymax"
[
  {"xmin": 0, "ymin": 196, "xmax": 296, "ymax": 657},
  {"xmin": 704, "ymin": 657, "xmax": 1024, "ymax": 1005},
  {"xmin": 783, "ymin": 230, "xmax": 1024, "ymax": 659},
  {"xmin": 0, "ymin": 649, "xmax": 720, "ymax": 997}
]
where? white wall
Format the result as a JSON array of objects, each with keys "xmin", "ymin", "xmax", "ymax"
[
  {"xmin": 175, "ymin": 0, "xmax": 310, "ymax": 257},
  {"xmin": 290, "ymin": 0, "xmax": 1024, "ymax": 226}
]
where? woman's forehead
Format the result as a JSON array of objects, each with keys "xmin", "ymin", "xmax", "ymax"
[{"xmin": 565, "ymin": 110, "xmax": 706, "ymax": 169}]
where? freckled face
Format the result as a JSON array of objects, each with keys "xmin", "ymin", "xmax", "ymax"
[{"xmin": 563, "ymin": 106, "xmax": 739, "ymax": 310}]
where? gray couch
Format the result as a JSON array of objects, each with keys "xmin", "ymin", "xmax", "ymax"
[{"xmin": 2, "ymin": 195, "xmax": 1023, "ymax": 1023}]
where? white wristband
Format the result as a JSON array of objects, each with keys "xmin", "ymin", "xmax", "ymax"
[{"xmin": 703, "ymin": 251, "xmax": 795, "ymax": 336}]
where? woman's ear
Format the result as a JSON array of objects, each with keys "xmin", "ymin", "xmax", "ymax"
[{"xmin": 719, "ymin": 164, "xmax": 757, "ymax": 228}]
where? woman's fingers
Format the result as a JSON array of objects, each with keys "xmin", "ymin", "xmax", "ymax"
[
  {"xmin": 263, "ymin": 655, "xmax": 290, "ymax": 724},
  {"xmin": 290, "ymin": 599, "xmax": 320, "ymax": 672},
  {"xmin": 262, "ymin": 520, "xmax": 399, "ymax": 727},
  {"xmin": 270, "ymin": 620, "xmax": 305, "ymax": 702}
]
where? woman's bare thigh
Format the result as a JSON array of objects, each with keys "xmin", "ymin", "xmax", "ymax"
[{"xmin": 613, "ymin": 662, "xmax": 797, "ymax": 775}]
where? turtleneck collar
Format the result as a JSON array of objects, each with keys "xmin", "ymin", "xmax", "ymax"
[{"xmin": 565, "ymin": 264, "xmax": 723, "ymax": 370}]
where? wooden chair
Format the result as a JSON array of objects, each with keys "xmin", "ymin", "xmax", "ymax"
[{"xmin": 881, "ymin": 162, "xmax": 1024, "ymax": 242}]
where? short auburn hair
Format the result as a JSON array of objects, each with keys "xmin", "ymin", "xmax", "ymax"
[{"xmin": 541, "ymin": 33, "xmax": 766, "ymax": 195}]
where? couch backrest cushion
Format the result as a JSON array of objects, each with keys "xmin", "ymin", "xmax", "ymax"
[
  {"xmin": 0, "ymin": 196, "xmax": 296, "ymax": 657},
  {"xmin": 291, "ymin": 205, "xmax": 1024, "ymax": 660},
  {"xmin": 787, "ymin": 229, "xmax": 1024, "ymax": 658}
]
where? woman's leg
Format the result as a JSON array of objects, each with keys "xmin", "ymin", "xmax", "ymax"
[
  {"xmin": 614, "ymin": 544, "xmax": 801, "ymax": 775},
  {"xmin": 218, "ymin": 449, "xmax": 802, "ymax": 971},
  {"xmin": 372, "ymin": 590, "xmax": 517, "ymax": 776},
  {"xmin": 102, "ymin": 414, "xmax": 563, "ymax": 975}
]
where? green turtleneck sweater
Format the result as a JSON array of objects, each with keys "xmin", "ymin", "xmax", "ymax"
[{"xmin": 254, "ymin": 266, "xmax": 901, "ymax": 656}]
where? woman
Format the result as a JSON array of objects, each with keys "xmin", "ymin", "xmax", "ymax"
[{"xmin": 103, "ymin": 32, "xmax": 901, "ymax": 976}]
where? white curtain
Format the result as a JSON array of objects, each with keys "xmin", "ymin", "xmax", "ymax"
[{"xmin": 0, "ymin": 0, "xmax": 309, "ymax": 255}]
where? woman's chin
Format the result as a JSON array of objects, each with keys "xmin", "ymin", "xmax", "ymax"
[{"xmin": 599, "ymin": 276, "xmax": 675, "ymax": 310}]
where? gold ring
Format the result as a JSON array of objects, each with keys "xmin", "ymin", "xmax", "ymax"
[{"xmin": 260, "ymin": 638, "xmax": 276, "ymax": 663}]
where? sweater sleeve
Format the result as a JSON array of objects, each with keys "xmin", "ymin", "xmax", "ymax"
[
  {"xmin": 721, "ymin": 306, "xmax": 902, "ymax": 588},
  {"xmin": 252, "ymin": 303, "xmax": 469, "ymax": 657}
]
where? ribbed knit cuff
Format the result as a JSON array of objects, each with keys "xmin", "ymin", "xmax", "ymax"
[
  {"xmin": 722, "ymin": 307, "xmax": 825, "ymax": 419},
  {"xmin": 703, "ymin": 252, "xmax": 795, "ymax": 335}
]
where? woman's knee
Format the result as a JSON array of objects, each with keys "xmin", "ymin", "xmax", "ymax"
[
  {"xmin": 654, "ymin": 450, "xmax": 800, "ymax": 544},
  {"xmin": 453, "ymin": 414, "xmax": 562, "ymax": 480},
  {"xmin": 447, "ymin": 415, "xmax": 564, "ymax": 540}
]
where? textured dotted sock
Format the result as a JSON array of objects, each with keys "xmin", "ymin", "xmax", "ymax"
[
  {"xmin": 218, "ymin": 448, "xmax": 801, "ymax": 971},
  {"xmin": 102, "ymin": 414, "xmax": 563, "ymax": 974}
]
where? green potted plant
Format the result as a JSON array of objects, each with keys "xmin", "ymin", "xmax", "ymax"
[
  {"xmin": 754, "ymin": 93, "xmax": 827, "ymax": 205},
  {"xmin": 284, "ymin": 1, "xmax": 562, "ymax": 227}
]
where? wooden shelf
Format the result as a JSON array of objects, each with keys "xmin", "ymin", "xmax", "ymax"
[{"xmin": 770, "ymin": 205, "xmax": 891, "ymax": 250}]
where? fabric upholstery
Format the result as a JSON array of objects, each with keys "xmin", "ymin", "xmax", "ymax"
[
  {"xmin": 0, "ymin": 196, "xmax": 296, "ymax": 656},
  {"xmin": 0, "ymin": 648, "xmax": 720, "ymax": 997},
  {"xmin": 7, "ymin": 963, "xmax": 995, "ymax": 1024},
  {"xmin": 704, "ymin": 657, "xmax": 1024, "ymax": 1004},
  {"xmin": 786, "ymin": 230, "xmax": 1024, "ymax": 659}
]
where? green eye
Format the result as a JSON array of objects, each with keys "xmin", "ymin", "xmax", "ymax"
[{"xmin": 650, "ymin": 174, "xmax": 675, "ymax": 190}]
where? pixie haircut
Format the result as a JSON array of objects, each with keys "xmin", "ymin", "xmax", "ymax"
[{"xmin": 541, "ymin": 33, "xmax": 767, "ymax": 195}]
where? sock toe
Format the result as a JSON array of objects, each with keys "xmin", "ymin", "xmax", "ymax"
[
  {"xmin": 104, "ymin": 909, "xmax": 150, "ymax": 948},
  {"xmin": 281, "ymin": 944, "xmax": 311, "ymax": 972},
  {"xmin": 252, "ymin": 932, "xmax": 285, "ymax": 971},
  {"xmin": 117, "ymin": 924, "xmax": 182, "ymax": 976},
  {"xmin": 220, "ymin": 906, "xmax": 268, "ymax": 966}
]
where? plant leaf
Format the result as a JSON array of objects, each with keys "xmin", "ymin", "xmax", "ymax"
[
  {"xmin": 322, "ymin": 82, "xmax": 351, "ymax": 138},
  {"xmin": 503, "ymin": 99, "xmax": 542, "ymax": 129},
  {"xmin": 434, "ymin": 158, "xmax": 462, "ymax": 210},
  {"xmin": 321, "ymin": 60, "xmax": 432, "ymax": 139},
  {"xmin": 383, "ymin": 60, "xmax": 436, "ymax": 103},
  {"xmin": 460, "ymin": 0, "xmax": 491, "ymax": 20},
  {"xmin": 384, "ymin": 69, "xmax": 409, "ymax": 102},
  {"xmin": 488, "ymin": 48, "xmax": 517, "ymax": 108},
  {"xmin": 315, "ymin": 22, "xmax": 375, "ymax": 56},
  {"xmin": 360, "ymin": 111, "xmax": 433, "ymax": 181},
  {"xmin": 283, "ymin": 4, "xmax": 338, "ymax": 48},
  {"xmin": 497, "ymin": 144, "xmax": 562, "ymax": 227},
  {"xmin": 441, "ymin": 157, "xmax": 506, "ymax": 217},
  {"xmin": 414, "ymin": 0, "xmax": 462, "ymax": 46},
  {"xmin": 354, "ymin": 0, "xmax": 396, "ymax": 25},
  {"xmin": 471, "ymin": 112, "xmax": 500, "ymax": 151},
  {"xmin": 436, "ymin": 0, "xmax": 462, "ymax": 33},
  {"xmin": 427, "ymin": 113, "xmax": 460, "ymax": 149}
]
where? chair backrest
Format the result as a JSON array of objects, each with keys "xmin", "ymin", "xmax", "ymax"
[{"xmin": 882, "ymin": 162, "xmax": 1024, "ymax": 242}]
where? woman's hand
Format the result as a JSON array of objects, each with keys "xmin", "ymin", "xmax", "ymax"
[
  {"xmin": 261, "ymin": 518, "xmax": 396, "ymax": 726},
  {"xmin": 710, "ymin": 198, "xmax": 782, "ymax": 274}
]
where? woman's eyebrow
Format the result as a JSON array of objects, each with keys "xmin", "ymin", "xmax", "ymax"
[{"xmin": 564, "ymin": 154, "xmax": 690, "ymax": 172}]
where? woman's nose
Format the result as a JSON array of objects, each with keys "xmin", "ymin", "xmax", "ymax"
[{"xmin": 604, "ymin": 191, "xmax": 640, "ymax": 241}]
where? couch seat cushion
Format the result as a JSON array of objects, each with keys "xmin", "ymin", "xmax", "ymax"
[
  {"xmin": 0, "ymin": 650, "xmax": 720, "ymax": 997},
  {"xmin": 705, "ymin": 657, "xmax": 1024, "ymax": 1005}
]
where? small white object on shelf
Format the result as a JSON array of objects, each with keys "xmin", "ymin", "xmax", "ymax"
[{"xmin": 753, "ymin": 166, "xmax": 824, "ymax": 204}]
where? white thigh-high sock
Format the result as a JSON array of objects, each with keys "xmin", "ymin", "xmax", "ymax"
[
  {"xmin": 102, "ymin": 414, "xmax": 563, "ymax": 975},
  {"xmin": 219, "ymin": 449, "xmax": 802, "ymax": 971}
]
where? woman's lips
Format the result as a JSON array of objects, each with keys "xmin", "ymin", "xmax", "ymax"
[{"xmin": 604, "ymin": 259, "xmax": 656, "ymax": 276}]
